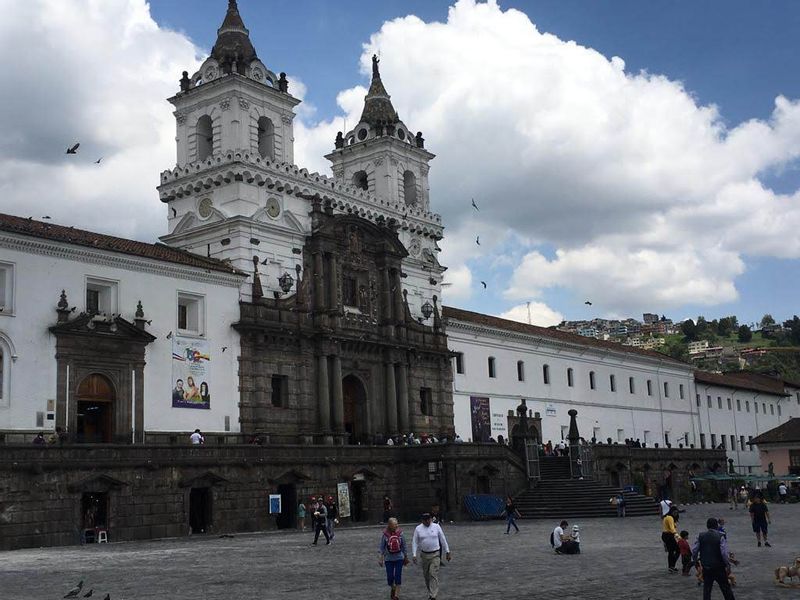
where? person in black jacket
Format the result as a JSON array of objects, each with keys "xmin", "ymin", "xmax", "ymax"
[
  {"xmin": 691, "ymin": 518, "xmax": 735, "ymax": 600},
  {"xmin": 325, "ymin": 496, "xmax": 338, "ymax": 541},
  {"xmin": 312, "ymin": 497, "xmax": 330, "ymax": 545}
]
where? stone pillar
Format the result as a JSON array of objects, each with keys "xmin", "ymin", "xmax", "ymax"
[
  {"xmin": 328, "ymin": 254, "xmax": 338, "ymax": 310},
  {"xmin": 393, "ymin": 269, "xmax": 405, "ymax": 323},
  {"xmin": 396, "ymin": 362, "xmax": 409, "ymax": 434},
  {"xmin": 331, "ymin": 355, "xmax": 344, "ymax": 434},
  {"xmin": 313, "ymin": 252, "xmax": 325, "ymax": 310},
  {"xmin": 381, "ymin": 268, "xmax": 392, "ymax": 320},
  {"xmin": 134, "ymin": 363, "xmax": 145, "ymax": 444},
  {"xmin": 385, "ymin": 362, "xmax": 398, "ymax": 435},
  {"xmin": 317, "ymin": 354, "xmax": 330, "ymax": 433}
]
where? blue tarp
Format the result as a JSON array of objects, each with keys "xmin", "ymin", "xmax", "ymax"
[{"xmin": 463, "ymin": 494, "xmax": 505, "ymax": 520}]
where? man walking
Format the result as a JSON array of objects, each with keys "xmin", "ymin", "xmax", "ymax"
[
  {"xmin": 749, "ymin": 495, "xmax": 771, "ymax": 547},
  {"xmin": 325, "ymin": 496, "xmax": 338, "ymax": 541},
  {"xmin": 311, "ymin": 497, "xmax": 330, "ymax": 545},
  {"xmin": 412, "ymin": 512, "xmax": 451, "ymax": 600},
  {"xmin": 691, "ymin": 518, "xmax": 735, "ymax": 600}
]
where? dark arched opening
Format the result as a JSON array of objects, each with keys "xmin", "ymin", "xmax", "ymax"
[
  {"xmin": 196, "ymin": 115, "xmax": 213, "ymax": 160},
  {"xmin": 76, "ymin": 373, "xmax": 115, "ymax": 443},
  {"xmin": 342, "ymin": 374, "xmax": 368, "ymax": 444}
]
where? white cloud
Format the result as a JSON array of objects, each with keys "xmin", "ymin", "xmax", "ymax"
[
  {"xmin": 293, "ymin": 0, "xmax": 800, "ymax": 314},
  {"xmin": 498, "ymin": 302, "xmax": 564, "ymax": 328}
]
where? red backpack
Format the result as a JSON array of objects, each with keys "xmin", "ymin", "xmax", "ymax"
[{"xmin": 385, "ymin": 529, "xmax": 403, "ymax": 554}]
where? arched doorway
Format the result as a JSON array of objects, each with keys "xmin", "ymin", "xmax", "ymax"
[
  {"xmin": 342, "ymin": 374, "xmax": 367, "ymax": 444},
  {"xmin": 76, "ymin": 374, "xmax": 115, "ymax": 443}
]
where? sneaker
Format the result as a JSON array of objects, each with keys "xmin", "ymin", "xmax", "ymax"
[
  {"xmin": 668, "ymin": 567, "xmax": 678, "ymax": 573},
  {"xmin": 758, "ymin": 541, "xmax": 762, "ymax": 547},
  {"xmin": 764, "ymin": 541, "xmax": 771, "ymax": 547}
]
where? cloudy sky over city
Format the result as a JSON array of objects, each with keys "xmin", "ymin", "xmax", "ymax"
[{"xmin": 2, "ymin": 0, "xmax": 799, "ymax": 327}]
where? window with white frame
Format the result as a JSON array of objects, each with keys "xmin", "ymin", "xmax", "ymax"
[
  {"xmin": 755, "ymin": 402, "xmax": 759, "ymax": 414},
  {"xmin": 0, "ymin": 335, "xmax": 12, "ymax": 406},
  {"xmin": 630, "ymin": 377, "xmax": 636, "ymax": 394},
  {"xmin": 589, "ymin": 371, "xmax": 596, "ymax": 390},
  {"xmin": 664, "ymin": 382, "xmax": 669, "ymax": 398},
  {"xmin": 609, "ymin": 374, "xmax": 616, "ymax": 392},
  {"xmin": 0, "ymin": 262, "xmax": 14, "ymax": 315},
  {"xmin": 85, "ymin": 277, "xmax": 118, "ymax": 315},
  {"xmin": 679, "ymin": 384, "xmax": 684, "ymax": 400},
  {"xmin": 177, "ymin": 292, "xmax": 205, "ymax": 336},
  {"xmin": 647, "ymin": 380, "xmax": 653, "ymax": 396},
  {"xmin": 517, "ymin": 360, "xmax": 525, "ymax": 382},
  {"xmin": 717, "ymin": 397, "xmax": 722, "ymax": 409},
  {"xmin": 487, "ymin": 356, "xmax": 496, "ymax": 378},
  {"xmin": 454, "ymin": 352, "xmax": 465, "ymax": 375}
]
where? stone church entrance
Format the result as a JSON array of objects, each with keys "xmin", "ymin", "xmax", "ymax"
[
  {"xmin": 342, "ymin": 375, "xmax": 367, "ymax": 444},
  {"xmin": 76, "ymin": 374, "xmax": 115, "ymax": 443}
]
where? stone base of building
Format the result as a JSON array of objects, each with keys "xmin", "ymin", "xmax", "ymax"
[{"xmin": 0, "ymin": 443, "xmax": 526, "ymax": 551}]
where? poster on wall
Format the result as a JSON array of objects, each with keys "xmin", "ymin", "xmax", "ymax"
[
  {"xmin": 490, "ymin": 408, "xmax": 508, "ymax": 442},
  {"xmin": 470, "ymin": 396, "xmax": 491, "ymax": 442},
  {"xmin": 172, "ymin": 336, "xmax": 211, "ymax": 409},
  {"xmin": 337, "ymin": 482, "xmax": 351, "ymax": 519},
  {"xmin": 268, "ymin": 494, "xmax": 282, "ymax": 514}
]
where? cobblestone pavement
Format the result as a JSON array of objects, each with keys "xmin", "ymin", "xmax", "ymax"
[{"xmin": 3, "ymin": 503, "xmax": 799, "ymax": 600}]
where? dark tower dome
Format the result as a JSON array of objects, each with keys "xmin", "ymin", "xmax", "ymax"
[
  {"xmin": 211, "ymin": 0, "xmax": 258, "ymax": 75},
  {"xmin": 359, "ymin": 55, "xmax": 400, "ymax": 126}
]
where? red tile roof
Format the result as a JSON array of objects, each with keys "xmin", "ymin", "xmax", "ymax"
[
  {"xmin": 0, "ymin": 213, "xmax": 245, "ymax": 276},
  {"xmin": 694, "ymin": 370, "xmax": 788, "ymax": 396},
  {"xmin": 750, "ymin": 418, "xmax": 800, "ymax": 445},
  {"xmin": 442, "ymin": 306, "xmax": 688, "ymax": 366}
]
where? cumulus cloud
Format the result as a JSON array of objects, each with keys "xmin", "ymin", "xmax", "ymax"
[
  {"xmin": 0, "ymin": 0, "xmax": 200, "ymax": 240},
  {"xmin": 295, "ymin": 0, "xmax": 800, "ymax": 314},
  {"xmin": 498, "ymin": 302, "xmax": 564, "ymax": 328}
]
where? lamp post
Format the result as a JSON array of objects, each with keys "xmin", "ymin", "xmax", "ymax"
[{"xmin": 277, "ymin": 271, "xmax": 294, "ymax": 295}]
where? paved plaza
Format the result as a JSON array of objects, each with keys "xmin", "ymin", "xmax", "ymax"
[{"xmin": 3, "ymin": 503, "xmax": 799, "ymax": 600}]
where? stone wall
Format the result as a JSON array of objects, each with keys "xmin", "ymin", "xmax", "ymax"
[
  {"xmin": 590, "ymin": 444, "xmax": 727, "ymax": 503},
  {"xmin": 0, "ymin": 442, "xmax": 526, "ymax": 551}
]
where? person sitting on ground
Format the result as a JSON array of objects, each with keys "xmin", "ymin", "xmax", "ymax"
[{"xmin": 552, "ymin": 520, "xmax": 578, "ymax": 554}]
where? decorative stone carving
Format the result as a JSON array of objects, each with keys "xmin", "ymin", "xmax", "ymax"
[
  {"xmin": 174, "ymin": 112, "xmax": 186, "ymax": 124},
  {"xmin": 219, "ymin": 98, "xmax": 231, "ymax": 111},
  {"xmin": 373, "ymin": 157, "xmax": 384, "ymax": 167},
  {"xmin": 281, "ymin": 114, "xmax": 293, "ymax": 125},
  {"xmin": 239, "ymin": 98, "xmax": 250, "ymax": 110}
]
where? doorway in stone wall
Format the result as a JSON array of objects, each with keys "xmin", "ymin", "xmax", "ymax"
[
  {"xmin": 351, "ymin": 480, "xmax": 367, "ymax": 522},
  {"xmin": 81, "ymin": 491, "xmax": 108, "ymax": 542},
  {"xmin": 342, "ymin": 375, "xmax": 367, "ymax": 444},
  {"xmin": 76, "ymin": 374, "xmax": 115, "ymax": 443},
  {"xmin": 189, "ymin": 488, "xmax": 212, "ymax": 534},
  {"xmin": 275, "ymin": 484, "xmax": 297, "ymax": 530}
]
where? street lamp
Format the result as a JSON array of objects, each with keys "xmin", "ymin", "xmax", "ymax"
[
  {"xmin": 421, "ymin": 300, "xmax": 434, "ymax": 321},
  {"xmin": 278, "ymin": 271, "xmax": 294, "ymax": 294}
]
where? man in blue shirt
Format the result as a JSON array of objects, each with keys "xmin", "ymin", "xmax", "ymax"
[{"xmin": 691, "ymin": 518, "xmax": 735, "ymax": 600}]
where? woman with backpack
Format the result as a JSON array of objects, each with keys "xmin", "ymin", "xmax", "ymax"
[{"xmin": 379, "ymin": 517, "xmax": 409, "ymax": 600}]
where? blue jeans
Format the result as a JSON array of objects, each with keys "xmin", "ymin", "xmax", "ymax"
[
  {"xmin": 385, "ymin": 559, "xmax": 403, "ymax": 586},
  {"xmin": 506, "ymin": 515, "xmax": 519, "ymax": 533}
]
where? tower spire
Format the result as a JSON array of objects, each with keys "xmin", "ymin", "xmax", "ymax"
[
  {"xmin": 211, "ymin": 0, "xmax": 257, "ymax": 75},
  {"xmin": 359, "ymin": 54, "xmax": 398, "ymax": 126}
]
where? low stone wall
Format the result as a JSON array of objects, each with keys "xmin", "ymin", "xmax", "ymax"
[
  {"xmin": 590, "ymin": 445, "xmax": 727, "ymax": 503},
  {"xmin": 0, "ymin": 443, "xmax": 526, "ymax": 551}
]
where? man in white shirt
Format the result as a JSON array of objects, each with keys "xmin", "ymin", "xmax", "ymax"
[
  {"xmin": 190, "ymin": 429, "xmax": 204, "ymax": 445},
  {"xmin": 412, "ymin": 513, "xmax": 451, "ymax": 600},
  {"xmin": 778, "ymin": 482, "xmax": 788, "ymax": 503}
]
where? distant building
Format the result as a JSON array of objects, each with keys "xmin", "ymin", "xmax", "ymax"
[
  {"xmin": 578, "ymin": 327, "xmax": 599, "ymax": 338},
  {"xmin": 688, "ymin": 340, "xmax": 710, "ymax": 355},
  {"xmin": 643, "ymin": 313, "xmax": 659, "ymax": 324},
  {"xmin": 749, "ymin": 418, "xmax": 800, "ymax": 476}
]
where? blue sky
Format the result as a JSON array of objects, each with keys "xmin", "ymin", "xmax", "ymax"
[{"xmin": 3, "ymin": 1, "xmax": 799, "ymax": 328}]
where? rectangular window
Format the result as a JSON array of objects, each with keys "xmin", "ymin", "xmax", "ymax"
[
  {"xmin": 748, "ymin": 435, "xmax": 754, "ymax": 451},
  {"xmin": 746, "ymin": 401, "xmax": 750, "ymax": 413},
  {"xmin": 630, "ymin": 377, "xmax": 636, "ymax": 394},
  {"xmin": 0, "ymin": 262, "xmax": 15, "ymax": 315},
  {"xmin": 736, "ymin": 398, "xmax": 741, "ymax": 411},
  {"xmin": 543, "ymin": 364, "xmax": 550, "ymax": 384},
  {"xmin": 695, "ymin": 394, "xmax": 700, "ymax": 407},
  {"xmin": 730, "ymin": 435, "xmax": 736, "ymax": 450},
  {"xmin": 717, "ymin": 397, "xmax": 722, "ymax": 409},
  {"xmin": 711, "ymin": 433, "xmax": 717, "ymax": 448},
  {"xmin": 727, "ymin": 398, "xmax": 732, "ymax": 410},
  {"xmin": 707, "ymin": 395, "xmax": 712, "ymax": 408},
  {"xmin": 560, "ymin": 425, "xmax": 569, "ymax": 440},
  {"xmin": 664, "ymin": 382, "xmax": 669, "ymax": 398},
  {"xmin": 589, "ymin": 371, "xmax": 596, "ymax": 390},
  {"xmin": 762, "ymin": 403, "xmax": 766, "ymax": 414},
  {"xmin": 517, "ymin": 361, "xmax": 525, "ymax": 382},
  {"xmin": 488, "ymin": 357, "xmax": 496, "ymax": 378},
  {"xmin": 664, "ymin": 432, "xmax": 670, "ymax": 446},
  {"xmin": 271, "ymin": 374, "xmax": 288, "ymax": 407},
  {"xmin": 647, "ymin": 380, "xmax": 653, "ymax": 396},
  {"xmin": 420, "ymin": 387, "xmax": 433, "ymax": 416},
  {"xmin": 177, "ymin": 292, "xmax": 204, "ymax": 335},
  {"xmin": 643, "ymin": 430, "xmax": 651, "ymax": 446},
  {"xmin": 617, "ymin": 428, "xmax": 625, "ymax": 442},
  {"xmin": 770, "ymin": 404, "xmax": 775, "ymax": 415},
  {"xmin": 454, "ymin": 352, "xmax": 464, "ymax": 375},
  {"xmin": 700, "ymin": 433, "xmax": 706, "ymax": 449},
  {"xmin": 342, "ymin": 277, "xmax": 357, "ymax": 307},
  {"xmin": 739, "ymin": 435, "xmax": 745, "ymax": 451},
  {"xmin": 610, "ymin": 374, "xmax": 616, "ymax": 392},
  {"xmin": 679, "ymin": 384, "xmax": 684, "ymax": 400},
  {"xmin": 778, "ymin": 404, "xmax": 782, "ymax": 417},
  {"xmin": 86, "ymin": 277, "xmax": 118, "ymax": 315},
  {"xmin": 720, "ymin": 436, "xmax": 726, "ymax": 450},
  {"xmin": 566, "ymin": 367, "xmax": 572, "ymax": 387},
  {"xmin": 755, "ymin": 402, "xmax": 759, "ymax": 414}
]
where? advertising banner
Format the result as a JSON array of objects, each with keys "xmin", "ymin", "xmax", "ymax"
[
  {"xmin": 337, "ymin": 482, "xmax": 351, "ymax": 519},
  {"xmin": 470, "ymin": 396, "xmax": 491, "ymax": 442},
  {"xmin": 171, "ymin": 336, "xmax": 211, "ymax": 409},
  {"xmin": 269, "ymin": 494, "xmax": 282, "ymax": 514},
  {"xmin": 490, "ymin": 407, "xmax": 508, "ymax": 441}
]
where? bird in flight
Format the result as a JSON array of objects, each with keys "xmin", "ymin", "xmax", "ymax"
[
  {"xmin": 66, "ymin": 143, "xmax": 80, "ymax": 154},
  {"xmin": 584, "ymin": 301, "xmax": 592, "ymax": 306},
  {"xmin": 95, "ymin": 158, "xmax": 102, "ymax": 164},
  {"xmin": 471, "ymin": 198, "xmax": 479, "ymax": 211},
  {"xmin": 166, "ymin": 331, "xmax": 173, "ymax": 340},
  {"xmin": 221, "ymin": 346, "xmax": 227, "ymax": 352},
  {"xmin": 475, "ymin": 236, "xmax": 480, "ymax": 246},
  {"xmin": 480, "ymin": 281, "xmax": 487, "ymax": 289}
]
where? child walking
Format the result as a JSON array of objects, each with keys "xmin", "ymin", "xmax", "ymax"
[{"xmin": 678, "ymin": 530, "xmax": 693, "ymax": 575}]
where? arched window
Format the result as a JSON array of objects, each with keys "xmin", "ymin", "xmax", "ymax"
[
  {"xmin": 629, "ymin": 377, "xmax": 635, "ymax": 394},
  {"xmin": 196, "ymin": 115, "xmax": 213, "ymax": 160},
  {"xmin": 403, "ymin": 170, "xmax": 417, "ymax": 205},
  {"xmin": 609, "ymin": 374, "xmax": 616, "ymax": 392},
  {"xmin": 257, "ymin": 116, "xmax": 275, "ymax": 160},
  {"xmin": 488, "ymin": 357, "xmax": 496, "ymax": 378},
  {"xmin": 353, "ymin": 170, "xmax": 368, "ymax": 191},
  {"xmin": 542, "ymin": 364, "xmax": 550, "ymax": 384},
  {"xmin": 517, "ymin": 361, "xmax": 525, "ymax": 382},
  {"xmin": 567, "ymin": 368, "xmax": 573, "ymax": 387},
  {"xmin": 589, "ymin": 371, "xmax": 596, "ymax": 390}
]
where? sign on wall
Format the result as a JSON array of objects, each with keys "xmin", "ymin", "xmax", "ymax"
[
  {"xmin": 337, "ymin": 482, "xmax": 351, "ymax": 519},
  {"xmin": 470, "ymin": 396, "xmax": 491, "ymax": 442},
  {"xmin": 268, "ymin": 494, "xmax": 282, "ymax": 514},
  {"xmin": 490, "ymin": 409, "xmax": 508, "ymax": 441},
  {"xmin": 171, "ymin": 337, "xmax": 211, "ymax": 409}
]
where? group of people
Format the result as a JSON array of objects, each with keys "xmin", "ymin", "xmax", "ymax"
[
  {"xmin": 542, "ymin": 440, "xmax": 568, "ymax": 456},
  {"xmin": 385, "ymin": 432, "xmax": 460, "ymax": 446},
  {"xmin": 298, "ymin": 496, "xmax": 339, "ymax": 545},
  {"xmin": 31, "ymin": 427, "xmax": 68, "ymax": 445},
  {"xmin": 551, "ymin": 519, "xmax": 581, "ymax": 554}
]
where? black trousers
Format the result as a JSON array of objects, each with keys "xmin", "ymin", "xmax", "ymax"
[
  {"xmin": 661, "ymin": 533, "xmax": 679, "ymax": 569},
  {"xmin": 703, "ymin": 566, "xmax": 735, "ymax": 600},
  {"xmin": 313, "ymin": 521, "xmax": 330, "ymax": 544}
]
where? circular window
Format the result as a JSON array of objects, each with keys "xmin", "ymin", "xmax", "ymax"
[
  {"xmin": 266, "ymin": 198, "xmax": 281, "ymax": 218},
  {"xmin": 198, "ymin": 198, "xmax": 213, "ymax": 219},
  {"xmin": 398, "ymin": 129, "xmax": 405, "ymax": 140},
  {"xmin": 358, "ymin": 128, "xmax": 368, "ymax": 141}
]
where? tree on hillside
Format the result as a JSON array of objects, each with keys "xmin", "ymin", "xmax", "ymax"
[
  {"xmin": 695, "ymin": 316, "xmax": 709, "ymax": 336},
  {"xmin": 681, "ymin": 319, "xmax": 698, "ymax": 341},
  {"xmin": 761, "ymin": 314, "xmax": 775, "ymax": 329},
  {"xmin": 718, "ymin": 316, "xmax": 738, "ymax": 337},
  {"xmin": 737, "ymin": 324, "xmax": 753, "ymax": 343},
  {"xmin": 660, "ymin": 338, "xmax": 689, "ymax": 362},
  {"xmin": 783, "ymin": 316, "xmax": 800, "ymax": 345}
]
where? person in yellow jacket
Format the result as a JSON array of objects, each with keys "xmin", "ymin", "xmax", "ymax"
[{"xmin": 661, "ymin": 506, "xmax": 681, "ymax": 573}]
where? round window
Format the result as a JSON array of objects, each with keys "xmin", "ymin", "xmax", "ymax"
[
  {"xmin": 198, "ymin": 198, "xmax": 213, "ymax": 219},
  {"xmin": 358, "ymin": 128, "xmax": 368, "ymax": 141},
  {"xmin": 398, "ymin": 129, "xmax": 405, "ymax": 140}
]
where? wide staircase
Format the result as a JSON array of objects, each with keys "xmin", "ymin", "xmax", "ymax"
[{"xmin": 516, "ymin": 457, "xmax": 657, "ymax": 519}]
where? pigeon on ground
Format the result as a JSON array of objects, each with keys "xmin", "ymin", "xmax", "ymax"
[
  {"xmin": 471, "ymin": 198, "xmax": 479, "ymax": 211},
  {"xmin": 42, "ymin": 215, "xmax": 51, "ymax": 219},
  {"xmin": 66, "ymin": 143, "xmax": 80, "ymax": 154},
  {"xmin": 221, "ymin": 347, "xmax": 227, "ymax": 352},
  {"xmin": 83, "ymin": 590, "xmax": 93, "ymax": 598},
  {"xmin": 103, "ymin": 595, "xmax": 110, "ymax": 600},
  {"xmin": 64, "ymin": 581, "xmax": 84, "ymax": 598}
]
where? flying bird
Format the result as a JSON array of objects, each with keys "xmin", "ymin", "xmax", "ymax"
[
  {"xmin": 221, "ymin": 346, "xmax": 227, "ymax": 352},
  {"xmin": 475, "ymin": 236, "xmax": 480, "ymax": 246},
  {"xmin": 66, "ymin": 143, "xmax": 80, "ymax": 154},
  {"xmin": 83, "ymin": 590, "xmax": 93, "ymax": 598},
  {"xmin": 471, "ymin": 198, "xmax": 479, "ymax": 211},
  {"xmin": 261, "ymin": 257, "xmax": 269, "ymax": 265},
  {"xmin": 584, "ymin": 301, "xmax": 592, "ymax": 306},
  {"xmin": 95, "ymin": 158, "xmax": 102, "ymax": 164},
  {"xmin": 166, "ymin": 331, "xmax": 173, "ymax": 340},
  {"xmin": 480, "ymin": 281, "xmax": 487, "ymax": 289}
]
